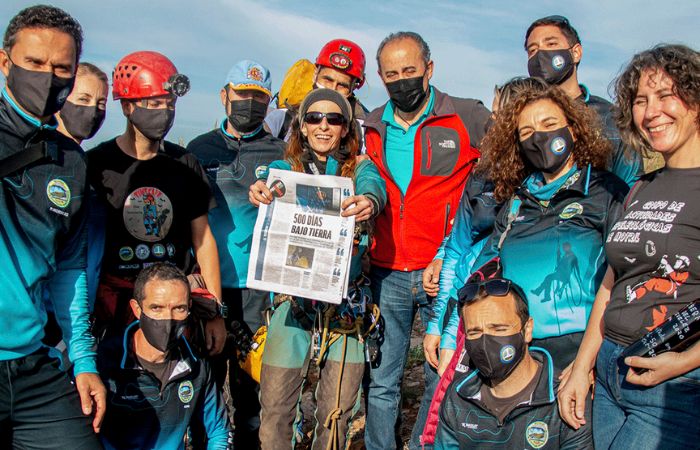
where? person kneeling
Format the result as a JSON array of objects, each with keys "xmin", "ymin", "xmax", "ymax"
[
  {"xmin": 434, "ymin": 259, "xmax": 592, "ymax": 449},
  {"xmin": 98, "ymin": 263, "xmax": 232, "ymax": 449}
]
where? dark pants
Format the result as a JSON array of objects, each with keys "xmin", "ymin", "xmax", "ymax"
[
  {"xmin": 221, "ymin": 287, "xmax": 269, "ymax": 449},
  {"xmin": 0, "ymin": 348, "xmax": 102, "ymax": 449}
]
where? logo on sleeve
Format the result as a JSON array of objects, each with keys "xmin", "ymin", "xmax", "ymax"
[
  {"xmin": 526, "ymin": 421, "xmax": 549, "ymax": 448},
  {"xmin": 47, "ymin": 179, "xmax": 71, "ymax": 208},
  {"xmin": 178, "ymin": 380, "xmax": 194, "ymax": 404},
  {"xmin": 255, "ymin": 165, "xmax": 268, "ymax": 179}
]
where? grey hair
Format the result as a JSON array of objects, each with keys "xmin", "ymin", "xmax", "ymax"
[{"xmin": 376, "ymin": 31, "xmax": 431, "ymax": 71}]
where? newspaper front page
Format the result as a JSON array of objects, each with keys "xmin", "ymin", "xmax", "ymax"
[{"xmin": 247, "ymin": 169, "xmax": 355, "ymax": 304}]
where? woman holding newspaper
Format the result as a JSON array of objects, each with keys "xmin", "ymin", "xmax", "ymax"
[{"xmin": 249, "ymin": 88, "xmax": 386, "ymax": 450}]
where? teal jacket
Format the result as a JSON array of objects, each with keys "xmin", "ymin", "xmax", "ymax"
[{"xmin": 264, "ymin": 155, "xmax": 386, "ymax": 281}]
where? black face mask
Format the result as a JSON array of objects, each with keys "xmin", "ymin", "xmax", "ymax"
[
  {"xmin": 386, "ymin": 75, "xmax": 428, "ymax": 113},
  {"xmin": 129, "ymin": 105, "xmax": 175, "ymax": 141},
  {"xmin": 59, "ymin": 102, "xmax": 106, "ymax": 141},
  {"xmin": 519, "ymin": 126, "xmax": 575, "ymax": 174},
  {"xmin": 464, "ymin": 331, "xmax": 526, "ymax": 385},
  {"xmin": 527, "ymin": 49, "xmax": 575, "ymax": 85},
  {"xmin": 228, "ymin": 99, "xmax": 267, "ymax": 134},
  {"xmin": 7, "ymin": 61, "xmax": 75, "ymax": 118},
  {"xmin": 139, "ymin": 312, "xmax": 187, "ymax": 353}
]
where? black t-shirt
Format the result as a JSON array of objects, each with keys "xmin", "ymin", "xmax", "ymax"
[
  {"xmin": 479, "ymin": 361, "xmax": 542, "ymax": 423},
  {"xmin": 605, "ymin": 168, "xmax": 700, "ymax": 345},
  {"xmin": 87, "ymin": 139, "xmax": 213, "ymax": 278},
  {"xmin": 137, "ymin": 354, "xmax": 178, "ymax": 391}
]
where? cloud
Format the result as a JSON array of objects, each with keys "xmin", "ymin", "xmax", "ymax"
[{"xmin": 1, "ymin": 0, "xmax": 698, "ymax": 145}]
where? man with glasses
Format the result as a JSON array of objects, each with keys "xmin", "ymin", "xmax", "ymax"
[
  {"xmin": 433, "ymin": 259, "xmax": 592, "ymax": 449},
  {"xmin": 187, "ymin": 60, "xmax": 285, "ymax": 448},
  {"xmin": 525, "ymin": 14, "xmax": 642, "ymax": 184},
  {"xmin": 363, "ymin": 31, "xmax": 491, "ymax": 450},
  {"xmin": 97, "ymin": 263, "xmax": 232, "ymax": 449},
  {"xmin": 88, "ymin": 51, "xmax": 226, "ymax": 356}
]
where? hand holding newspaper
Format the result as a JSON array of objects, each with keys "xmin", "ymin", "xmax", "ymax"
[{"xmin": 247, "ymin": 169, "xmax": 355, "ymax": 304}]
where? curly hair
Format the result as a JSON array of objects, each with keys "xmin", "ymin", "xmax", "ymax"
[
  {"xmin": 613, "ymin": 44, "xmax": 700, "ymax": 156},
  {"xmin": 286, "ymin": 112, "xmax": 359, "ymax": 179},
  {"xmin": 4, "ymin": 5, "xmax": 83, "ymax": 63},
  {"xmin": 477, "ymin": 83, "xmax": 611, "ymax": 203}
]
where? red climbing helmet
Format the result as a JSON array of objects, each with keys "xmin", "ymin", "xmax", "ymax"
[
  {"xmin": 315, "ymin": 39, "xmax": 366, "ymax": 88},
  {"xmin": 112, "ymin": 51, "xmax": 190, "ymax": 100}
]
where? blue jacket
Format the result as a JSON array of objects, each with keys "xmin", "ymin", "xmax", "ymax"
[
  {"xmin": 0, "ymin": 89, "xmax": 96, "ymax": 375},
  {"xmin": 263, "ymin": 154, "xmax": 387, "ymax": 282},
  {"xmin": 98, "ymin": 322, "xmax": 231, "ymax": 449},
  {"xmin": 435, "ymin": 167, "xmax": 627, "ymax": 349},
  {"xmin": 434, "ymin": 348, "xmax": 592, "ymax": 449},
  {"xmin": 188, "ymin": 123, "xmax": 286, "ymax": 288},
  {"xmin": 427, "ymin": 85, "xmax": 640, "ymax": 348}
]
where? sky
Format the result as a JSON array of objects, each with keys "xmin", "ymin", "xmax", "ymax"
[{"xmin": 2, "ymin": 0, "xmax": 698, "ymax": 148}]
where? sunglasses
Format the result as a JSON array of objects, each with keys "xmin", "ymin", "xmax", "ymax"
[
  {"xmin": 304, "ymin": 111, "xmax": 347, "ymax": 126},
  {"xmin": 457, "ymin": 279, "xmax": 525, "ymax": 304}
]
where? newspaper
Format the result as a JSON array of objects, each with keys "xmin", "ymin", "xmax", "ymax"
[{"xmin": 247, "ymin": 169, "xmax": 355, "ymax": 304}]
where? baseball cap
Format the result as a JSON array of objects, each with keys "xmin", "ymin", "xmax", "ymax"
[{"xmin": 225, "ymin": 60, "xmax": 272, "ymax": 96}]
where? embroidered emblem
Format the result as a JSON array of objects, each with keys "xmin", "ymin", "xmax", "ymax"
[
  {"xmin": 526, "ymin": 421, "xmax": 549, "ymax": 448},
  {"xmin": 559, "ymin": 202, "xmax": 583, "ymax": 219},
  {"xmin": 47, "ymin": 179, "xmax": 70, "ymax": 208},
  {"xmin": 247, "ymin": 66, "xmax": 263, "ymax": 81},
  {"xmin": 178, "ymin": 380, "xmax": 194, "ymax": 404}
]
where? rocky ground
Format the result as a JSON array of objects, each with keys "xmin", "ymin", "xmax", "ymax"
[{"xmin": 295, "ymin": 317, "xmax": 427, "ymax": 450}]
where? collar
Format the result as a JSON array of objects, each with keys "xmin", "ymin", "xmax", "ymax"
[
  {"xmin": 300, "ymin": 143, "xmax": 348, "ymax": 176},
  {"xmin": 455, "ymin": 347, "xmax": 556, "ymax": 406},
  {"xmin": 578, "ymin": 84, "xmax": 591, "ymax": 104},
  {"xmin": 0, "ymin": 88, "xmax": 59, "ymax": 143},
  {"xmin": 119, "ymin": 321, "xmax": 198, "ymax": 379},
  {"xmin": 381, "ymin": 85, "xmax": 435, "ymax": 127},
  {"xmin": 219, "ymin": 118, "xmax": 263, "ymax": 140},
  {"xmin": 521, "ymin": 164, "xmax": 592, "ymax": 203}
]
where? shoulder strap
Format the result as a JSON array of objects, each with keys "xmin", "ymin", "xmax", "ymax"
[
  {"xmin": 497, "ymin": 196, "xmax": 522, "ymax": 251},
  {"xmin": 0, "ymin": 140, "xmax": 57, "ymax": 178},
  {"xmin": 278, "ymin": 110, "xmax": 294, "ymax": 139}
]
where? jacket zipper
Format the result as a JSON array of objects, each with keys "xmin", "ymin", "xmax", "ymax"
[{"xmin": 426, "ymin": 131, "xmax": 432, "ymax": 169}]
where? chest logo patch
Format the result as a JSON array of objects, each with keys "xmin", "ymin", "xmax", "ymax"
[
  {"xmin": 559, "ymin": 202, "xmax": 583, "ymax": 219},
  {"xmin": 152, "ymin": 243, "xmax": 166, "ymax": 258},
  {"xmin": 135, "ymin": 244, "xmax": 150, "ymax": 260},
  {"xmin": 526, "ymin": 421, "xmax": 549, "ymax": 448},
  {"xmin": 178, "ymin": 380, "xmax": 194, "ymax": 404},
  {"xmin": 119, "ymin": 246, "xmax": 134, "ymax": 261},
  {"xmin": 47, "ymin": 179, "xmax": 71, "ymax": 208},
  {"xmin": 123, "ymin": 187, "xmax": 173, "ymax": 242},
  {"xmin": 255, "ymin": 165, "xmax": 268, "ymax": 179}
]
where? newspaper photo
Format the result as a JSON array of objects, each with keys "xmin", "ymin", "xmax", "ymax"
[{"xmin": 247, "ymin": 168, "xmax": 355, "ymax": 304}]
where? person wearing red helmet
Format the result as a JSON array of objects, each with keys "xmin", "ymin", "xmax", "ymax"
[
  {"xmin": 87, "ymin": 51, "xmax": 227, "ymax": 357},
  {"xmin": 266, "ymin": 39, "xmax": 370, "ymax": 144}
]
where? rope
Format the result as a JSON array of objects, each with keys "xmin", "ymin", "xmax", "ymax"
[{"xmin": 323, "ymin": 333, "xmax": 348, "ymax": 450}]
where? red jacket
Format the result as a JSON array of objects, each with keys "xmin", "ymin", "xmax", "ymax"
[{"xmin": 365, "ymin": 88, "xmax": 490, "ymax": 271}]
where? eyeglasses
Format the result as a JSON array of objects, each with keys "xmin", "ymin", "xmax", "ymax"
[
  {"xmin": 457, "ymin": 279, "xmax": 525, "ymax": 304},
  {"xmin": 542, "ymin": 14, "xmax": 571, "ymax": 26},
  {"xmin": 303, "ymin": 111, "xmax": 346, "ymax": 126}
]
